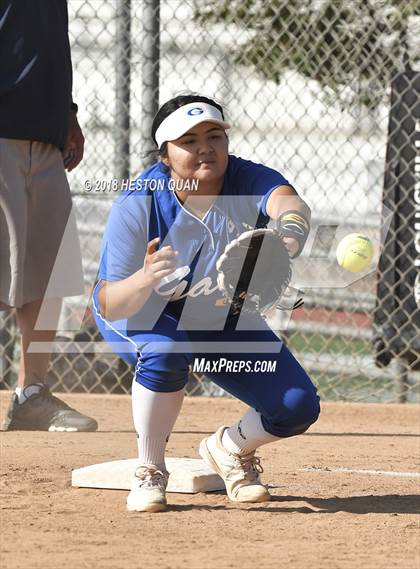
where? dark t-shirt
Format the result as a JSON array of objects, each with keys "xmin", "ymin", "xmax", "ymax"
[{"xmin": 0, "ymin": 0, "xmax": 73, "ymax": 148}]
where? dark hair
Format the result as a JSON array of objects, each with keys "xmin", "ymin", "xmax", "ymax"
[{"xmin": 151, "ymin": 94, "xmax": 225, "ymax": 153}]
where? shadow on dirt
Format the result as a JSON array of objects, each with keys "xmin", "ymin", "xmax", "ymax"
[{"xmin": 168, "ymin": 494, "xmax": 420, "ymax": 515}]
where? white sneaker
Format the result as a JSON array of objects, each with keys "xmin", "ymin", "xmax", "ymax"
[
  {"xmin": 126, "ymin": 464, "xmax": 169, "ymax": 512},
  {"xmin": 199, "ymin": 426, "xmax": 271, "ymax": 503}
]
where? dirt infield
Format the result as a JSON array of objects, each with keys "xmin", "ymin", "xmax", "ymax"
[{"xmin": 1, "ymin": 392, "xmax": 419, "ymax": 569}]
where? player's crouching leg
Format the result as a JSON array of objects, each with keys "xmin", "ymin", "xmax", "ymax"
[
  {"xmin": 127, "ymin": 345, "xmax": 191, "ymax": 512},
  {"xmin": 261, "ymin": 386, "xmax": 320, "ymax": 438},
  {"xmin": 199, "ymin": 389, "xmax": 320, "ymax": 504}
]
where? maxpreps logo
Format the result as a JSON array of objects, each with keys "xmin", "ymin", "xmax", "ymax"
[{"xmin": 187, "ymin": 107, "xmax": 204, "ymax": 116}]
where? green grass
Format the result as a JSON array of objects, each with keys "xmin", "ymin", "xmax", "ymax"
[
  {"xmin": 287, "ymin": 331, "xmax": 370, "ymax": 356},
  {"xmin": 277, "ymin": 332, "xmax": 419, "ymax": 403}
]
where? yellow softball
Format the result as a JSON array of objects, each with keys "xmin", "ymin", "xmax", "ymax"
[{"xmin": 336, "ymin": 233, "xmax": 374, "ymax": 273}]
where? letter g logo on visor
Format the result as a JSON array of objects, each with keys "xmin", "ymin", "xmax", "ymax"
[
  {"xmin": 187, "ymin": 107, "xmax": 204, "ymax": 116},
  {"xmin": 154, "ymin": 102, "xmax": 231, "ymax": 148}
]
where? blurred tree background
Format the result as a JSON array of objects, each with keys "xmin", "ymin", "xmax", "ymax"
[{"xmin": 194, "ymin": 0, "xmax": 420, "ymax": 110}]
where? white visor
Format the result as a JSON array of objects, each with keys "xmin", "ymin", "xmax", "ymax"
[{"xmin": 155, "ymin": 102, "xmax": 231, "ymax": 148}]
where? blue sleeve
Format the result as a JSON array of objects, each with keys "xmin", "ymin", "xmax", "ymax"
[
  {"xmin": 230, "ymin": 157, "xmax": 293, "ymax": 221},
  {"xmin": 98, "ymin": 195, "xmax": 150, "ymax": 282}
]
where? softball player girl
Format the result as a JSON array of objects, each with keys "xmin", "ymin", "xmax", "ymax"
[{"xmin": 94, "ymin": 94, "xmax": 320, "ymax": 512}]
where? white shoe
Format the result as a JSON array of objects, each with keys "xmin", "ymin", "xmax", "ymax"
[
  {"xmin": 126, "ymin": 464, "xmax": 169, "ymax": 512},
  {"xmin": 199, "ymin": 426, "xmax": 271, "ymax": 503}
]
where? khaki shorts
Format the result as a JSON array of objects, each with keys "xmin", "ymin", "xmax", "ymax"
[{"xmin": 0, "ymin": 138, "xmax": 84, "ymax": 309}]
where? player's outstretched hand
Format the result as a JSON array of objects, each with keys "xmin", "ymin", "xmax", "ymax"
[{"xmin": 143, "ymin": 238, "xmax": 178, "ymax": 287}]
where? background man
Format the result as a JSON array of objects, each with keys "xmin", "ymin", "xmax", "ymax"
[{"xmin": 0, "ymin": 0, "xmax": 97, "ymax": 431}]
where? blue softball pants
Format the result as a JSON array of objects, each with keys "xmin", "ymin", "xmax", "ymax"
[{"xmin": 94, "ymin": 299, "xmax": 320, "ymax": 438}]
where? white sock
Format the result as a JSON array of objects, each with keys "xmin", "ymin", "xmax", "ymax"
[
  {"xmin": 15, "ymin": 383, "xmax": 44, "ymax": 404},
  {"xmin": 131, "ymin": 380, "xmax": 184, "ymax": 470},
  {"xmin": 222, "ymin": 407, "xmax": 280, "ymax": 455}
]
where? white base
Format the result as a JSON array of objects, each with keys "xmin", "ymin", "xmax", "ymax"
[{"xmin": 72, "ymin": 457, "xmax": 225, "ymax": 494}]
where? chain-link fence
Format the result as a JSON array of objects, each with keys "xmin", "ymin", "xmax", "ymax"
[{"xmin": 1, "ymin": 0, "xmax": 419, "ymax": 402}]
